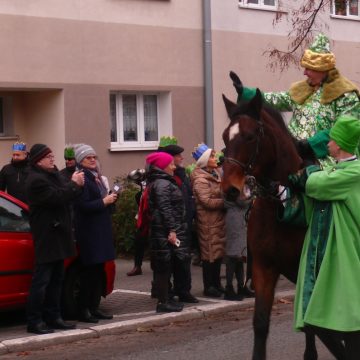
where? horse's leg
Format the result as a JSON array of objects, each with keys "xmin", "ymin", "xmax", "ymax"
[
  {"xmin": 252, "ymin": 264, "xmax": 279, "ymax": 360},
  {"xmin": 306, "ymin": 325, "xmax": 345, "ymax": 360},
  {"xmin": 303, "ymin": 329, "xmax": 318, "ymax": 360}
]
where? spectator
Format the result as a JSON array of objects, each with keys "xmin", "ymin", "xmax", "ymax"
[
  {"xmin": 60, "ymin": 145, "xmax": 76, "ymax": 181},
  {"xmin": 146, "ymin": 151, "xmax": 187, "ymax": 313},
  {"xmin": 292, "ymin": 115, "xmax": 360, "ymax": 359},
  {"xmin": 159, "ymin": 140, "xmax": 198, "ymax": 303},
  {"xmin": 0, "ymin": 141, "xmax": 30, "ymax": 203},
  {"xmin": 126, "ymin": 168, "xmax": 147, "ymax": 277},
  {"xmin": 26, "ymin": 143, "xmax": 84, "ymax": 335},
  {"xmin": 73, "ymin": 144, "xmax": 117, "ymax": 323},
  {"xmin": 191, "ymin": 144, "xmax": 225, "ymax": 298},
  {"xmin": 223, "ymin": 192, "xmax": 251, "ymax": 301}
]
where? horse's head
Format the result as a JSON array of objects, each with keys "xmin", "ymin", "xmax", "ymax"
[{"xmin": 222, "ymin": 90, "xmax": 302, "ymax": 199}]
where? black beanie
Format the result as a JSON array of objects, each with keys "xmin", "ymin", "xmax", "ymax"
[
  {"xmin": 157, "ymin": 144, "xmax": 184, "ymax": 156},
  {"xmin": 29, "ymin": 144, "xmax": 52, "ymax": 165}
]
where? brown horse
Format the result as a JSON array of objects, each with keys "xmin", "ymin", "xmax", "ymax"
[{"xmin": 221, "ymin": 90, "xmax": 318, "ymax": 360}]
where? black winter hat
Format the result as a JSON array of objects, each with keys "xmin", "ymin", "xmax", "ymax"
[
  {"xmin": 29, "ymin": 143, "xmax": 52, "ymax": 165},
  {"xmin": 157, "ymin": 144, "xmax": 184, "ymax": 156}
]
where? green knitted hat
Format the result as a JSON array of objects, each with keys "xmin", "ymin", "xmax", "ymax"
[
  {"xmin": 64, "ymin": 145, "xmax": 75, "ymax": 159},
  {"xmin": 330, "ymin": 115, "xmax": 360, "ymax": 154},
  {"xmin": 159, "ymin": 136, "xmax": 178, "ymax": 147}
]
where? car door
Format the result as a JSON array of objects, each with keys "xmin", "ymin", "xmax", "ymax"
[{"xmin": 0, "ymin": 192, "xmax": 33, "ymax": 310}]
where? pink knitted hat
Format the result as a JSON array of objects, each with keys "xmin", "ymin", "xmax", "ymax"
[{"xmin": 146, "ymin": 152, "xmax": 173, "ymax": 170}]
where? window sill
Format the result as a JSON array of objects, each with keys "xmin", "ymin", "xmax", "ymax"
[
  {"xmin": 238, "ymin": 4, "xmax": 283, "ymax": 13},
  {"xmin": 330, "ymin": 14, "xmax": 360, "ymax": 21},
  {"xmin": 109, "ymin": 145, "xmax": 159, "ymax": 152},
  {"xmin": 0, "ymin": 136, "xmax": 20, "ymax": 141}
]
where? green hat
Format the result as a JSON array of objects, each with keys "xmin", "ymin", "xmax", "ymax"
[
  {"xmin": 64, "ymin": 145, "xmax": 75, "ymax": 159},
  {"xmin": 330, "ymin": 115, "xmax": 360, "ymax": 154},
  {"xmin": 159, "ymin": 136, "xmax": 178, "ymax": 147}
]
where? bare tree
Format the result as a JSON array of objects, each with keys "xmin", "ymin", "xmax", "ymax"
[{"xmin": 265, "ymin": 0, "xmax": 335, "ymax": 72}]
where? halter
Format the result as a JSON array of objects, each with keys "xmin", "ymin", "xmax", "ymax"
[
  {"xmin": 224, "ymin": 119, "xmax": 264, "ymax": 176},
  {"xmin": 223, "ymin": 117, "xmax": 283, "ymax": 202}
]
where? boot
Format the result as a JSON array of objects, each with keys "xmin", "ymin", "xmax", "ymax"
[
  {"xmin": 126, "ymin": 266, "xmax": 142, "ymax": 276},
  {"xmin": 224, "ymin": 285, "xmax": 239, "ymax": 301},
  {"xmin": 238, "ymin": 285, "xmax": 255, "ymax": 298},
  {"xmin": 156, "ymin": 301, "xmax": 183, "ymax": 313}
]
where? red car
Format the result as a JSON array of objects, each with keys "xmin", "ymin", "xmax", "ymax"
[{"xmin": 0, "ymin": 191, "xmax": 115, "ymax": 316}]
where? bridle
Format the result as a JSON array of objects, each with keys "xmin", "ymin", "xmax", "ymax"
[
  {"xmin": 223, "ymin": 118, "xmax": 264, "ymax": 176},
  {"xmin": 223, "ymin": 116, "xmax": 283, "ymax": 201}
]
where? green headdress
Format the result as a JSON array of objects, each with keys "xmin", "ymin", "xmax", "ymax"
[{"xmin": 159, "ymin": 136, "xmax": 178, "ymax": 147}]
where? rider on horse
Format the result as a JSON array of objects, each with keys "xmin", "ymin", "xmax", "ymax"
[{"xmin": 231, "ymin": 33, "xmax": 359, "ymax": 164}]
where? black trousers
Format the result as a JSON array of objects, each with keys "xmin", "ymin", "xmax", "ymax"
[
  {"xmin": 225, "ymin": 257, "xmax": 244, "ymax": 289},
  {"xmin": 202, "ymin": 258, "xmax": 222, "ymax": 290},
  {"xmin": 27, "ymin": 260, "xmax": 64, "ymax": 326},
  {"xmin": 78, "ymin": 263, "xmax": 104, "ymax": 312},
  {"xmin": 173, "ymin": 256, "xmax": 192, "ymax": 295},
  {"xmin": 133, "ymin": 230, "xmax": 147, "ymax": 267}
]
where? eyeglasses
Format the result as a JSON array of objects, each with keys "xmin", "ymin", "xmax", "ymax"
[
  {"xmin": 44, "ymin": 154, "xmax": 55, "ymax": 160},
  {"xmin": 84, "ymin": 156, "xmax": 97, "ymax": 160}
]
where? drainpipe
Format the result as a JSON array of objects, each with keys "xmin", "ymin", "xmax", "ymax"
[{"xmin": 203, "ymin": 0, "xmax": 214, "ymax": 147}]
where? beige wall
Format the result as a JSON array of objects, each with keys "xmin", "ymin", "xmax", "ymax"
[{"xmin": 0, "ymin": 0, "xmax": 202, "ymax": 29}]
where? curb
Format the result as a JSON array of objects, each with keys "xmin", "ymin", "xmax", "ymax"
[{"xmin": 0, "ymin": 290, "xmax": 294, "ymax": 355}]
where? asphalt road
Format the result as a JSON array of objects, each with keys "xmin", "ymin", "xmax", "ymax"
[{"xmin": 0, "ymin": 301, "xmax": 334, "ymax": 360}]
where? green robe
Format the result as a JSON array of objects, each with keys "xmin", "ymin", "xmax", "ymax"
[{"xmin": 294, "ymin": 160, "xmax": 360, "ymax": 332}]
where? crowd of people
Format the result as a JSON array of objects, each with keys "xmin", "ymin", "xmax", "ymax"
[{"xmin": 0, "ymin": 34, "xmax": 359, "ymax": 359}]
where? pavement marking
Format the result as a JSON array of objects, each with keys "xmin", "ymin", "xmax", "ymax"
[
  {"xmin": 113, "ymin": 310, "xmax": 155, "ymax": 318},
  {"xmin": 112, "ymin": 289, "xmax": 151, "ymax": 296}
]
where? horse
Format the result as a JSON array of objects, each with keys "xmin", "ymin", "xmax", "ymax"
[{"xmin": 221, "ymin": 84, "xmax": 330, "ymax": 360}]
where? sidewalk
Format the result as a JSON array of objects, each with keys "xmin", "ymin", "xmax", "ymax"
[{"xmin": 0, "ymin": 259, "xmax": 295, "ymax": 355}]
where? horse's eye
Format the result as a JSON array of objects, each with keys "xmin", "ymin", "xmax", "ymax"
[{"xmin": 243, "ymin": 134, "xmax": 256, "ymax": 142}]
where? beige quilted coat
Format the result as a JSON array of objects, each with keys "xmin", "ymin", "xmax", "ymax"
[{"xmin": 191, "ymin": 167, "xmax": 225, "ymax": 262}]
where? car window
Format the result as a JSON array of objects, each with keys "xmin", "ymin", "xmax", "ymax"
[{"xmin": 0, "ymin": 197, "xmax": 30, "ymax": 232}]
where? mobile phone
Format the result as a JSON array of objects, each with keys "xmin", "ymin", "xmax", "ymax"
[{"xmin": 112, "ymin": 183, "xmax": 122, "ymax": 194}]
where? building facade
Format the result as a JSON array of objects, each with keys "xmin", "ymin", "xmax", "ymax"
[{"xmin": 0, "ymin": 0, "xmax": 359, "ymax": 181}]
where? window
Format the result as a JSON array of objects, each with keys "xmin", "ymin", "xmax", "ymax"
[
  {"xmin": 0, "ymin": 98, "xmax": 4, "ymax": 135},
  {"xmin": 0, "ymin": 197, "xmax": 30, "ymax": 233},
  {"xmin": 239, "ymin": 0, "xmax": 277, "ymax": 9},
  {"xmin": 110, "ymin": 92, "xmax": 172, "ymax": 150},
  {"xmin": 331, "ymin": 0, "xmax": 359, "ymax": 17}
]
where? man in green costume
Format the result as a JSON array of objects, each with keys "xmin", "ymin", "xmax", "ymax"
[
  {"xmin": 291, "ymin": 115, "xmax": 360, "ymax": 359},
  {"xmin": 231, "ymin": 33, "xmax": 359, "ymax": 161}
]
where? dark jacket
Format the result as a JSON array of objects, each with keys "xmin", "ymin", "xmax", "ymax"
[
  {"xmin": 174, "ymin": 166, "xmax": 195, "ymax": 242},
  {"xmin": 73, "ymin": 169, "xmax": 115, "ymax": 265},
  {"xmin": 147, "ymin": 166, "xmax": 189, "ymax": 263},
  {"xmin": 59, "ymin": 166, "xmax": 76, "ymax": 182},
  {"xmin": 26, "ymin": 165, "xmax": 81, "ymax": 264},
  {"xmin": 0, "ymin": 158, "xmax": 30, "ymax": 203}
]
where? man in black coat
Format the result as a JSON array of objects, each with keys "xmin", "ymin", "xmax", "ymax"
[
  {"xmin": 0, "ymin": 141, "xmax": 30, "ymax": 203},
  {"xmin": 26, "ymin": 144, "xmax": 84, "ymax": 335}
]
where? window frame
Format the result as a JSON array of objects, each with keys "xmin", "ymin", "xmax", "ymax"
[
  {"xmin": 331, "ymin": 0, "xmax": 360, "ymax": 18},
  {"xmin": 238, "ymin": 0, "xmax": 278, "ymax": 11},
  {"xmin": 110, "ymin": 91, "xmax": 172, "ymax": 151}
]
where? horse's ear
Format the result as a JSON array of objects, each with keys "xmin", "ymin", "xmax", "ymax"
[
  {"xmin": 248, "ymin": 88, "xmax": 262, "ymax": 119},
  {"xmin": 229, "ymin": 71, "xmax": 243, "ymax": 97},
  {"xmin": 222, "ymin": 94, "xmax": 238, "ymax": 120}
]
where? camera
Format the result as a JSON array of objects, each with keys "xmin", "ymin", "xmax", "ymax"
[{"xmin": 127, "ymin": 169, "xmax": 146, "ymax": 184}]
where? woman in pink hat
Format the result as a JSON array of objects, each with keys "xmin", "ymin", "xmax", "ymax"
[{"xmin": 145, "ymin": 152, "xmax": 189, "ymax": 313}]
